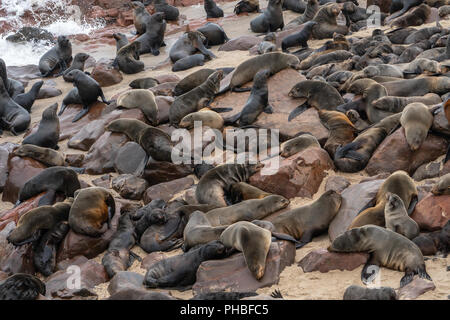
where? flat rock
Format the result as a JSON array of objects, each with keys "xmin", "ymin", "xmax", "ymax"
[
  {"xmin": 143, "ymin": 160, "xmax": 193, "ymax": 186},
  {"xmin": 366, "ymin": 128, "xmax": 449, "ymax": 176},
  {"xmin": 112, "ymin": 174, "xmax": 149, "ymax": 200},
  {"xmin": 107, "ymin": 271, "xmax": 145, "ymax": 295},
  {"xmin": 411, "ymin": 193, "xmax": 450, "ymax": 231},
  {"xmin": 36, "ymin": 86, "xmax": 62, "ymax": 99},
  {"xmin": 114, "ymin": 142, "xmax": 147, "ymax": 176},
  {"xmin": 192, "ymin": 241, "xmax": 295, "ymax": 295},
  {"xmin": 212, "ymin": 69, "xmax": 329, "ymax": 141},
  {"xmin": 219, "ymin": 35, "xmax": 261, "ymax": 51},
  {"xmin": 0, "ymin": 243, "xmax": 35, "ymax": 275},
  {"xmin": 298, "ymin": 248, "xmax": 369, "ymax": 273},
  {"xmin": 325, "ymin": 176, "xmax": 351, "ymax": 194},
  {"xmin": 92, "ymin": 174, "xmax": 112, "ymax": 189},
  {"xmin": 65, "ymin": 154, "xmax": 85, "ymax": 167},
  {"xmin": 91, "ymin": 61, "xmax": 123, "ymax": 87},
  {"xmin": 249, "ymin": 147, "xmax": 334, "ymax": 199},
  {"xmin": 56, "ymin": 256, "xmax": 89, "ymax": 271},
  {"xmin": 143, "ymin": 176, "xmax": 194, "ymax": 204},
  {"xmin": 397, "ymin": 276, "xmax": 436, "ymax": 300},
  {"xmin": 329, "ymin": 179, "xmax": 385, "ymax": 241},
  {"xmin": 413, "ymin": 160, "xmax": 443, "ymax": 181}
]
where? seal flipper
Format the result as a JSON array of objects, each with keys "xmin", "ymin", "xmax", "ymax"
[
  {"xmin": 345, "ymin": 150, "xmax": 366, "ymax": 162},
  {"xmin": 58, "ymin": 103, "xmax": 67, "ymax": 116},
  {"xmin": 271, "ymin": 289, "xmax": 283, "ymax": 299},
  {"xmin": 209, "ymin": 107, "xmax": 233, "ymax": 113},
  {"xmin": 295, "ymin": 230, "xmax": 314, "ymax": 249},
  {"xmin": 224, "ymin": 112, "xmax": 241, "ymax": 125},
  {"xmin": 232, "ymin": 86, "xmax": 252, "ymax": 92},
  {"xmin": 72, "ymin": 105, "xmax": 90, "ymax": 122},
  {"xmin": 361, "ymin": 261, "xmax": 380, "ymax": 285},
  {"xmin": 129, "ymin": 251, "xmax": 142, "ymax": 263},
  {"xmin": 288, "ymin": 103, "xmax": 308, "ymax": 121},
  {"xmin": 264, "ymin": 104, "xmax": 274, "ymax": 114},
  {"xmin": 271, "ymin": 232, "xmax": 302, "ymax": 246},
  {"xmin": 357, "ymin": 197, "xmax": 377, "ymax": 215},
  {"xmin": 407, "ymin": 195, "xmax": 418, "ymax": 216},
  {"xmin": 38, "ymin": 189, "xmax": 56, "ymax": 206},
  {"xmin": 99, "ymin": 89, "xmax": 111, "ymax": 105},
  {"xmin": 400, "ymin": 271, "xmax": 415, "ymax": 288}
]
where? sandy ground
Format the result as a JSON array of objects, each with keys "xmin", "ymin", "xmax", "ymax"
[{"xmin": 0, "ymin": 1, "xmax": 449, "ymax": 300}]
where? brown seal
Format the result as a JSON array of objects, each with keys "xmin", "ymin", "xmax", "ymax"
[
  {"xmin": 116, "ymin": 89, "xmax": 157, "ymax": 125},
  {"xmin": 384, "ymin": 192, "xmax": 420, "ymax": 239},
  {"xmin": 412, "ymin": 220, "xmax": 450, "ymax": 256},
  {"xmin": 115, "ymin": 41, "xmax": 144, "ymax": 75},
  {"xmin": 220, "ymin": 221, "xmax": 272, "ymax": 280},
  {"xmin": 328, "ymin": 225, "xmax": 432, "ymax": 287},
  {"xmin": 349, "ymin": 170, "xmax": 418, "ymax": 229},
  {"xmin": 22, "ymin": 103, "xmax": 60, "ymax": 150},
  {"xmin": 400, "ymin": 102, "xmax": 434, "ymax": 151},
  {"xmin": 179, "ymin": 109, "xmax": 224, "ymax": 130},
  {"xmin": 280, "ymin": 133, "xmax": 320, "ymax": 157},
  {"xmin": 229, "ymin": 181, "xmax": 271, "ymax": 203},
  {"xmin": 68, "ymin": 187, "xmax": 116, "ymax": 237},
  {"xmin": 311, "ymin": 3, "xmax": 348, "ymax": 39},
  {"xmin": 431, "ymin": 173, "xmax": 450, "ymax": 195},
  {"xmin": 272, "ymin": 190, "xmax": 342, "ymax": 247},
  {"xmin": 13, "ymin": 144, "xmax": 64, "ymax": 167}
]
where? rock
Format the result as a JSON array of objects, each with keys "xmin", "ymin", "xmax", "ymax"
[
  {"xmin": 411, "ymin": 193, "xmax": 450, "ymax": 231},
  {"xmin": 0, "ymin": 222, "xmax": 16, "ymax": 266},
  {"xmin": 56, "ymin": 256, "xmax": 89, "ymax": 271},
  {"xmin": 249, "ymin": 147, "xmax": 334, "ymax": 199},
  {"xmin": 112, "ymin": 174, "xmax": 149, "ymax": 200},
  {"xmin": 82, "ymin": 132, "xmax": 129, "ymax": 175},
  {"xmin": 107, "ymin": 271, "xmax": 145, "ymax": 295},
  {"xmin": 413, "ymin": 160, "xmax": 443, "ymax": 181},
  {"xmin": 91, "ymin": 61, "xmax": 123, "ymax": 87},
  {"xmin": 141, "ymin": 252, "xmax": 168, "ymax": 270},
  {"xmin": 329, "ymin": 179, "xmax": 385, "ymax": 241},
  {"xmin": 366, "ymin": 128, "xmax": 449, "ymax": 176},
  {"xmin": 45, "ymin": 260, "xmax": 108, "ymax": 299},
  {"xmin": 182, "ymin": 187, "xmax": 198, "ymax": 205},
  {"xmin": 0, "ymin": 193, "xmax": 43, "ymax": 232},
  {"xmin": 298, "ymin": 248, "xmax": 369, "ymax": 273},
  {"xmin": 156, "ymin": 96, "xmax": 173, "ymax": 124},
  {"xmin": 65, "ymin": 153, "xmax": 85, "ymax": 167},
  {"xmin": 57, "ymin": 204, "xmax": 120, "ymax": 261},
  {"xmin": 58, "ymin": 102, "xmax": 106, "ymax": 140},
  {"xmin": 36, "ymin": 86, "xmax": 62, "ymax": 99},
  {"xmin": 6, "ymin": 65, "xmax": 41, "ymax": 83},
  {"xmin": 143, "ymin": 176, "xmax": 194, "ymax": 204},
  {"xmin": 0, "ymin": 143, "xmax": 18, "ymax": 192},
  {"xmin": 367, "ymin": 0, "xmax": 392, "ymax": 13},
  {"xmin": 432, "ymin": 107, "xmax": 450, "ymax": 136},
  {"xmin": 92, "ymin": 174, "xmax": 112, "ymax": 189},
  {"xmin": 213, "ymin": 69, "xmax": 329, "ymax": 141},
  {"xmin": 193, "ymin": 241, "xmax": 295, "ymax": 295},
  {"xmin": 0, "ymin": 243, "xmax": 35, "ymax": 275},
  {"xmin": 154, "ymin": 74, "xmax": 180, "ymax": 83},
  {"xmin": 149, "ymin": 82, "xmax": 177, "ymax": 96},
  {"xmin": 143, "ymin": 160, "xmax": 193, "ymax": 186},
  {"xmin": 5, "ymin": 27, "xmax": 54, "ymax": 43},
  {"xmin": 325, "ymin": 176, "xmax": 351, "ymax": 194},
  {"xmin": 1, "ymin": 156, "xmax": 46, "ymax": 204},
  {"xmin": 115, "ymin": 198, "xmax": 142, "ymax": 214},
  {"xmin": 219, "ymin": 35, "xmax": 261, "ymax": 51},
  {"xmin": 117, "ymin": 9, "xmax": 134, "ymax": 27},
  {"xmin": 397, "ymin": 276, "xmax": 435, "ymax": 300},
  {"xmin": 114, "ymin": 142, "xmax": 147, "ymax": 175}
]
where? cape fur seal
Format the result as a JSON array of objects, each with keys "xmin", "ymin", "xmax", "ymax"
[
  {"xmin": 59, "ymin": 70, "xmax": 111, "ymax": 122},
  {"xmin": 311, "ymin": 3, "xmax": 348, "ymax": 39},
  {"xmin": 328, "ymin": 225, "xmax": 432, "ymax": 287},
  {"xmin": 62, "ymin": 53, "xmax": 89, "ymax": 82},
  {"xmin": 195, "ymin": 163, "xmax": 263, "ymax": 207},
  {"xmin": 68, "ymin": 187, "xmax": 116, "ymax": 237},
  {"xmin": 131, "ymin": 1, "xmax": 151, "ymax": 35},
  {"xmin": 38, "ymin": 35, "xmax": 72, "ymax": 77},
  {"xmin": 13, "ymin": 144, "xmax": 65, "ymax": 167},
  {"xmin": 400, "ymin": 102, "xmax": 434, "ymax": 151},
  {"xmin": 250, "ymin": 0, "xmax": 284, "ymax": 33},
  {"xmin": 0, "ymin": 58, "xmax": 24, "ymax": 98},
  {"xmin": 431, "ymin": 173, "xmax": 450, "ymax": 196},
  {"xmin": 282, "ymin": 21, "xmax": 317, "ymax": 52},
  {"xmin": 384, "ymin": 192, "xmax": 420, "ymax": 239},
  {"xmin": 272, "ymin": 190, "xmax": 342, "ymax": 247},
  {"xmin": 117, "ymin": 89, "xmax": 157, "ymax": 125},
  {"xmin": 173, "ymin": 68, "xmax": 215, "ymax": 96},
  {"xmin": 285, "ymin": 0, "xmax": 319, "ymax": 29},
  {"xmin": 13, "ymin": 80, "xmax": 44, "ymax": 112},
  {"xmin": 135, "ymin": 12, "xmax": 166, "ymax": 56},
  {"xmin": 204, "ymin": 0, "xmax": 224, "ymax": 18},
  {"xmin": 229, "ymin": 181, "xmax": 271, "ymax": 203},
  {"xmin": 172, "ymin": 54, "xmax": 205, "ymax": 72},
  {"xmin": 234, "ymin": 0, "xmax": 261, "ymax": 14},
  {"xmin": 349, "ymin": 171, "xmax": 418, "ymax": 229},
  {"xmin": 129, "ymin": 77, "xmax": 159, "ymax": 89},
  {"xmin": 197, "ymin": 23, "xmax": 229, "ymax": 46},
  {"xmin": 18, "ymin": 166, "xmax": 81, "ymax": 206},
  {"xmin": 0, "ymin": 77, "xmax": 30, "ymax": 135},
  {"xmin": 115, "ymin": 41, "xmax": 144, "ymax": 74},
  {"xmin": 343, "ymin": 285, "xmax": 397, "ymax": 300},
  {"xmin": 280, "ymin": 133, "xmax": 320, "ymax": 157},
  {"xmin": 7, "ymin": 198, "xmax": 73, "ymax": 246},
  {"xmin": 412, "ymin": 220, "xmax": 449, "ymax": 256},
  {"xmin": 153, "ymin": 0, "xmax": 179, "ymax": 21},
  {"xmin": 179, "ymin": 109, "xmax": 224, "ymax": 130},
  {"xmin": 0, "ymin": 274, "xmax": 45, "ymax": 300},
  {"xmin": 220, "ymin": 221, "xmax": 272, "ymax": 280},
  {"xmin": 22, "ymin": 103, "xmax": 59, "ymax": 150},
  {"xmin": 169, "ymin": 31, "xmax": 215, "ymax": 63}
]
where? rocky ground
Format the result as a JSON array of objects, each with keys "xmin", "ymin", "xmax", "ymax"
[{"xmin": 0, "ymin": 0, "xmax": 449, "ymax": 300}]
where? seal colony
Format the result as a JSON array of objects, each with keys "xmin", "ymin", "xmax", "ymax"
[{"xmin": 0, "ymin": 0, "xmax": 449, "ymax": 302}]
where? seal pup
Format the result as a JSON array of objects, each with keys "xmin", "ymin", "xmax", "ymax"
[
  {"xmin": 7, "ymin": 198, "xmax": 73, "ymax": 246},
  {"xmin": 179, "ymin": 109, "xmax": 224, "ymax": 130},
  {"xmin": 68, "ymin": 187, "xmax": 116, "ymax": 237},
  {"xmin": 371, "ymin": 94, "xmax": 442, "ymax": 114},
  {"xmin": 18, "ymin": 166, "xmax": 81, "ymax": 206},
  {"xmin": 169, "ymin": 31, "xmax": 216, "ymax": 63},
  {"xmin": 113, "ymin": 33, "xmax": 129, "ymax": 52},
  {"xmin": 431, "ymin": 173, "xmax": 450, "ymax": 195},
  {"xmin": 234, "ymin": 0, "xmax": 261, "ymax": 14},
  {"xmin": 220, "ymin": 221, "xmax": 272, "ymax": 280},
  {"xmin": 38, "ymin": 35, "xmax": 72, "ymax": 77},
  {"xmin": 229, "ymin": 181, "xmax": 271, "ymax": 203},
  {"xmin": 173, "ymin": 68, "xmax": 215, "ymax": 96},
  {"xmin": 197, "ymin": 23, "xmax": 229, "ymax": 46},
  {"xmin": 115, "ymin": 41, "xmax": 144, "ymax": 74},
  {"xmin": 288, "ymin": 80, "xmax": 345, "ymax": 120},
  {"xmin": 13, "ymin": 144, "xmax": 65, "ymax": 167},
  {"xmin": 102, "ymin": 213, "xmax": 139, "ymax": 278},
  {"xmin": 0, "ymin": 77, "xmax": 30, "ymax": 135},
  {"xmin": 250, "ymin": 0, "xmax": 284, "ymax": 33},
  {"xmin": 412, "ymin": 220, "xmax": 450, "ymax": 256},
  {"xmin": 285, "ymin": 0, "xmax": 319, "ymax": 29},
  {"xmin": 206, "ymin": 195, "xmax": 290, "ymax": 226},
  {"xmin": 169, "ymin": 70, "xmax": 223, "ymax": 125},
  {"xmin": 328, "ymin": 225, "xmax": 432, "ymax": 287},
  {"xmin": 0, "ymin": 274, "xmax": 45, "ymax": 300},
  {"xmin": 195, "ymin": 163, "xmax": 263, "ymax": 207},
  {"xmin": 13, "ymin": 80, "xmax": 44, "ymax": 112},
  {"xmin": 400, "ymin": 102, "xmax": 434, "ymax": 151},
  {"xmin": 282, "ymin": 21, "xmax": 317, "ymax": 52},
  {"xmin": 280, "ymin": 133, "xmax": 321, "ymax": 157},
  {"xmin": 349, "ymin": 171, "xmax": 418, "ymax": 229},
  {"xmin": 22, "ymin": 103, "xmax": 60, "ymax": 150},
  {"xmin": 225, "ymin": 69, "xmax": 273, "ymax": 126},
  {"xmin": 384, "ymin": 192, "xmax": 420, "ymax": 239},
  {"xmin": 204, "ymin": 0, "xmax": 224, "ymax": 18},
  {"xmin": 272, "ymin": 190, "xmax": 342, "ymax": 247},
  {"xmin": 131, "ymin": 1, "xmax": 152, "ymax": 35},
  {"xmin": 62, "ymin": 53, "xmax": 89, "ymax": 81},
  {"xmin": 59, "ymin": 70, "xmax": 111, "ymax": 122},
  {"xmin": 116, "ymin": 89, "xmax": 157, "ymax": 125},
  {"xmin": 172, "ymin": 54, "xmax": 205, "ymax": 72},
  {"xmin": 135, "ymin": 12, "xmax": 166, "ymax": 56},
  {"xmin": 129, "ymin": 77, "xmax": 159, "ymax": 89},
  {"xmin": 343, "ymin": 285, "xmax": 397, "ymax": 300},
  {"xmin": 143, "ymin": 240, "xmax": 227, "ymax": 289}
]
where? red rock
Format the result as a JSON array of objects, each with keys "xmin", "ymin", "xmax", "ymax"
[
  {"xmin": 108, "ymin": 271, "xmax": 145, "ymax": 295},
  {"xmin": 45, "ymin": 260, "xmax": 108, "ymax": 299},
  {"xmin": 1, "ymin": 156, "xmax": 47, "ymax": 204},
  {"xmin": 143, "ymin": 160, "xmax": 193, "ymax": 186},
  {"xmin": 91, "ymin": 61, "xmax": 123, "ymax": 87},
  {"xmin": 92, "ymin": 174, "xmax": 112, "ymax": 189},
  {"xmin": 72, "ymin": 34, "xmax": 90, "ymax": 42},
  {"xmin": 213, "ymin": 69, "xmax": 329, "ymax": 141},
  {"xmin": 192, "ymin": 241, "xmax": 295, "ymax": 295},
  {"xmin": 0, "ymin": 243, "xmax": 35, "ymax": 275},
  {"xmin": 117, "ymin": 9, "xmax": 134, "ymax": 27},
  {"xmin": 329, "ymin": 179, "xmax": 385, "ymax": 241},
  {"xmin": 366, "ymin": 128, "xmax": 449, "ymax": 176},
  {"xmin": 298, "ymin": 248, "xmax": 369, "ymax": 273},
  {"xmin": 397, "ymin": 276, "xmax": 435, "ymax": 300},
  {"xmin": 249, "ymin": 147, "xmax": 334, "ymax": 199},
  {"xmin": 65, "ymin": 154, "xmax": 85, "ymax": 167},
  {"xmin": 0, "ymin": 143, "xmax": 18, "ymax": 192},
  {"xmin": 112, "ymin": 174, "xmax": 149, "ymax": 200},
  {"xmin": 141, "ymin": 252, "xmax": 168, "ymax": 270},
  {"xmin": 143, "ymin": 176, "xmax": 194, "ymax": 204},
  {"xmin": 0, "ymin": 193, "xmax": 43, "ymax": 232},
  {"xmin": 411, "ymin": 193, "xmax": 450, "ymax": 231}
]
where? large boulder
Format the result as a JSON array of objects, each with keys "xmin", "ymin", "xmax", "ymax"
[
  {"xmin": 111, "ymin": 174, "xmax": 149, "ymax": 200},
  {"xmin": 249, "ymin": 147, "xmax": 334, "ymax": 199},
  {"xmin": 192, "ymin": 241, "xmax": 295, "ymax": 295},
  {"xmin": 91, "ymin": 60, "xmax": 123, "ymax": 87},
  {"xmin": 411, "ymin": 193, "xmax": 450, "ymax": 231},
  {"xmin": 397, "ymin": 276, "xmax": 435, "ymax": 300},
  {"xmin": 0, "ymin": 243, "xmax": 35, "ymax": 275},
  {"xmin": 298, "ymin": 248, "xmax": 369, "ymax": 273},
  {"xmin": 114, "ymin": 142, "xmax": 147, "ymax": 175},
  {"xmin": 142, "ymin": 160, "xmax": 193, "ymax": 186},
  {"xmin": 143, "ymin": 176, "xmax": 194, "ymax": 204},
  {"xmin": 329, "ymin": 179, "xmax": 385, "ymax": 241},
  {"xmin": 107, "ymin": 271, "xmax": 145, "ymax": 295}
]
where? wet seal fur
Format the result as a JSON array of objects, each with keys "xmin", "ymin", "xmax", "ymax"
[
  {"xmin": 22, "ymin": 103, "xmax": 59, "ymax": 150},
  {"xmin": 39, "ymin": 35, "xmax": 72, "ymax": 77},
  {"xmin": 0, "ymin": 77, "xmax": 30, "ymax": 135},
  {"xmin": 250, "ymin": 0, "xmax": 284, "ymax": 33},
  {"xmin": 13, "ymin": 80, "xmax": 44, "ymax": 112}
]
